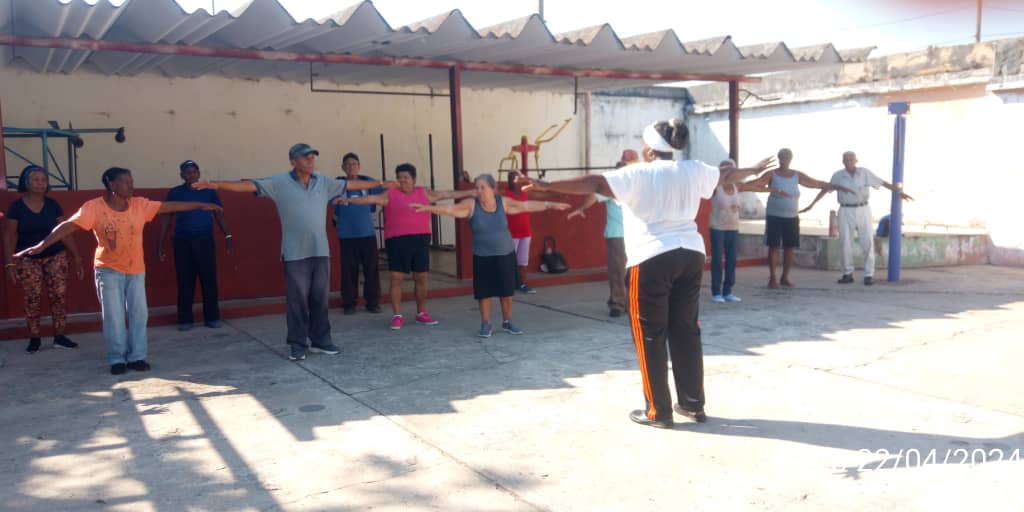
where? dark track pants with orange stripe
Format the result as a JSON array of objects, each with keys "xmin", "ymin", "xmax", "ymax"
[{"xmin": 628, "ymin": 247, "xmax": 706, "ymax": 422}]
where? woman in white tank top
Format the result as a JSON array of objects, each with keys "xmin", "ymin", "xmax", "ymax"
[{"xmin": 709, "ymin": 159, "xmax": 790, "ymax": 303}]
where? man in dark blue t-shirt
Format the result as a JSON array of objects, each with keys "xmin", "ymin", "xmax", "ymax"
[
  {"xmin": 333, "ymin": 152, "xmax": 383, "ymax": 314},
  {"xmin": 157, "ymin": 160, "xmax": 233, "ymax": 330}
]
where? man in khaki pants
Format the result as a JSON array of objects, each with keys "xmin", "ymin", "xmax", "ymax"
[{"xmin": 568, "ymin": 149, "xmax": 638, "ymax": 317}]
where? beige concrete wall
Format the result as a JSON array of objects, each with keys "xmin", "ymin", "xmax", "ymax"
[
  {"xmin": 0, "ymin": 62, "xmax": 585, "ymax": 191},
  {"xmin": 1, "ymin": 61, "xmax": 593, "ymax": 245},
  {"xmin": 688, "ymin": 85, "xmax": 1024, "ymax": 256}
]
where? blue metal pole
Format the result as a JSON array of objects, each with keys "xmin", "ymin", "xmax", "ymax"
[{"xmin": 887, "ymin": 102, "xmax": 909, "ymax": 282}]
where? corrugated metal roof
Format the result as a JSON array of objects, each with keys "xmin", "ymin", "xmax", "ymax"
[{"xmin": 0, "ymin": 0, "xmax": 873, "ymax": 91}]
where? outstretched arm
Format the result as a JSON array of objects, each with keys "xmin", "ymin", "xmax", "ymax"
[
  {"xmin": 882, "ymin": 182, "xmax": 914, "ymax": 201},
  {"xmin": 193, "ymin": 181, "xmax": 258, "ymax": 194},
  {"xmin": 515, "ymin": 173, "xmax": 615, "ymax": 198},
  {"xmin": 347, "ymin": 179, "xmax": 398, "ymax": 191},
  {"xmin": 409, "ymin": 199, "xmax": 475, "ymax": 219},
  {"xmin": 504, "ymin": 198, "xmax": 571, "ymax": 215},
  {"xmin": 13, "ymin": 220, "xmax": 82, "ymax": 258},
  {"xmin": 797, "ymin": 171, "xmax": 850, "ymax": 193},
  {"xmin": 737, "ymin": 182, "xmax": 790, "ymax": 197},
  {"xmin": 425, "ymin": 188, "xmax": 477, "ymax": 203},
  {"xmin": 58, "ymin": 219, "xmax": 85, "ymax": 280},
  {"xmin": 333, "ymin": 192, "xmax": 388, "ymax": 206},
  {"xmin": 567, "ymin": 194, "xmax": 599, "ymax": 219},
  {"xmin": 799, "ymin": 189, "xmax": 830, "ymax": 214},
  {"xmin": 720, "ymin": 156, "xmax": 777, "ymax": 186},
  {"xmin": 158, "ymin": 201, "xmax": 223, "ymax": 215}
]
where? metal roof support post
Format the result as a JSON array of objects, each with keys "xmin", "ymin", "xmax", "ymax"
[
  {"xmin": 887, "ymin": 102, "xmax": 909, "ymax": 283},
  {"xmin": 449, "ymin": 65, "xmax": 466, "ymax": 279},
  {"xmin": 728, "ymin": 80, "xmax": 739, "ymax": 163}
]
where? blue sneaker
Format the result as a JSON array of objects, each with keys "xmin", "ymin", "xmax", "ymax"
[
  {"xmin": 724, "ymin": 294, "xmax": 742, "ymax": 303},
  {"xmin": 711, "ymin": 295, "xmax": 725, "ymax": 303},
  {"xmin": 502, "ymin": 321, "xmax": 523, "ymax": 335},
  {"xmin": 478, "ymin": 323, "xmax": 493, "ymax": 338}
]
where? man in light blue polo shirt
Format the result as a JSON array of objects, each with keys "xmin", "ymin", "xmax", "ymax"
[{"xmin": 194, "ymin": 143, "xmax": 393, "ymax": 361}]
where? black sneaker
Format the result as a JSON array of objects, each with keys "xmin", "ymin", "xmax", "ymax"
[
  {"xmin": 205, "ymin": 320, "xmax": 223, "ymax": 329},
  {"xmin": 309, "ymin": 342, "xmax": 340, "ymax": 355},
  {"xmin": 837, "ymin": 274, "xmax": 854, "ymax": 284},
  {"xmin": 673, "ymin": 403, "xmax": 708, "ymax": 423},
  {"xmin": 629, "ymin": 410, "xmax": 673, "ymax": 429},
  {"xmin": 289, "ymin": 344, "xmax": 307, "ymax": 361},
  {"xmin": 864, "ymin": 276, "xmax": 874, "ymax": 286},
  {"xmin": 366, "ymin": 305, "xmax": 382, "ymax": 314},
  {"xmin": 25, "ymin": 337, "xmax": 41, "ymax": 354},
  {"xmin": 110, "ymin": 363, "xmax": 127, "ymax": 375},
  {"xmin": 53, "ymin": 335, "xmax": 78, "ymax": 349},
  {"xmin": 127, "ymin": 360, "xmax": 151, "ymax": 372},
  {"xmin": 343, "ymin": 306, "xmax": 356, "ymax": 315}
]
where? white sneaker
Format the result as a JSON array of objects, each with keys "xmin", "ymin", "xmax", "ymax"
[
  {"xmin": 711, "ymin": 295, "xmax": 725, "ymax": 303},
  {"xmin": 724, "ymin": 294, "xmax": 742, "ymax": 303}
]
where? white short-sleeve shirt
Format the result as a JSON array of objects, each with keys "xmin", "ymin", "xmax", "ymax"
[
  {"xmin": 830, "ymin": 167, "xmax": 884, "ymax": 205},
  {"xmin": 603, "ymin": 159, "xmax": 719, "ymax": 267}
]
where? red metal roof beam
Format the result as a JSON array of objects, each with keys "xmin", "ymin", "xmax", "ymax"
[{"xmin": 0, "ymin": 35, "xmax": 760, "ymax": 83}]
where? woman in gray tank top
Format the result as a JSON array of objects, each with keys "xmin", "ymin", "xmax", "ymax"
[
  {"xmin": 744, "ymin": 148, "xmax": 848, "ymax": 288},
  {"xmin": 411, "ymin": 174, "xmax": 570, "ymax": 338}
]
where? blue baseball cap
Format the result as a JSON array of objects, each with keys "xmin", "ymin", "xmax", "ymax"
[
  {"xmin": 288, "ymin": 143, "xmax": 319, "ymax": 160},
  {"xmin": 179, "ymin": 160, "xmax": 199, "ymax": 172}
]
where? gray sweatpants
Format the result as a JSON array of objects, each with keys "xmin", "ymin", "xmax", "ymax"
[{"xmin": 283, "ymin": 257, "xmax": 331, "ymax": 348}]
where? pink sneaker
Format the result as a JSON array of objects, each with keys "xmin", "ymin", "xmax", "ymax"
[
  {"xmin": 389, "ymin": 315, "xmax": 404, "ymax": 330},
  {"xmin": 415, "ymin": 312, "xmax": 439, "ymax": 326}
]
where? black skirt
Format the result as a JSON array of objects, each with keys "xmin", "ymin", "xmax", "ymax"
[{"xmin": 473, "ymin": 252, "xmax": 518, "ymax": 299}]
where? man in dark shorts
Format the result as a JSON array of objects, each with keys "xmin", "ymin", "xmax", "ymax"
[{"xmin": 334, "ymin": 163, "xmax": 475, "ymax": 330}]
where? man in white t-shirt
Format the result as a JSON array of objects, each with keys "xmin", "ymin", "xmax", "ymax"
[
  {"xmin": 802, "ymin": 151, "xmax": 913, "ymax": 285},
  {"xmin": 518, "ymin": 119, "xmax": 774, "ymax": 429}
]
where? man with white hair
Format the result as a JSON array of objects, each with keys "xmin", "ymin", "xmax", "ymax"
[{"xmin": 801, "ymin": 151, "xmax": 913, "ymax": 285}]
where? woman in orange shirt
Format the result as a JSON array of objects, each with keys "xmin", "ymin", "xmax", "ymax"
[{"xmin": 15, "ymin": 167, "xmax": 222, "ymax": 375}]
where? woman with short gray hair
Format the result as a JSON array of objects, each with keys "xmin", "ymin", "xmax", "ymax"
[{"xmin": 411, "ymin": 174, "xmax": 569, "ymax": 338}]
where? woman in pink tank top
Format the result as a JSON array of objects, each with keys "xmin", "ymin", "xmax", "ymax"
[
  {"xmin": 383, "ymin": 186, "xmax": 430, "ymax": 239},
  {"xmin": 333, "ymin": 163, "xmax": 476, "ymax": 330}
]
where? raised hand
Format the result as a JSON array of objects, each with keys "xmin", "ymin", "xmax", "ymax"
[
  {"xmin": 900, "ymin": 192, "xmax": 914, "ymax": 201},
  {"xmin": 514, "ymin": 171, "xmax": 544, "ymax": 192},
  {"xmin": 381, "ymin": 180, "xmax": 400, "ymax": 189},
  {"xmin": 567, "ymin": 209, "xmax": 586, "ymax": 220},
  {"xmin": 755, "ymin": 156, "xmax": 778, "ymax": 172}
]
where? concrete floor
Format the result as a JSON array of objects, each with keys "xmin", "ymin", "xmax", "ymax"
[{"xmin": 1, "ymin": 265, "xmax": 1022, "ymax": 511}]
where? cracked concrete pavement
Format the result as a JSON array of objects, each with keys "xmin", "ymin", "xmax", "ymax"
[{"xmin": 1, "ymin": 266, "xmax": 1023, "ymax": 511}]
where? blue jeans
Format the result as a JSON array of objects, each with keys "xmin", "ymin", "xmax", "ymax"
[
  {"xmin": 709, "ymin": 229, "xmax": 738, "ymax": 296},
  {"xmin": 95, "ymin": 268, "xmax": 149, "ymax": 365}
]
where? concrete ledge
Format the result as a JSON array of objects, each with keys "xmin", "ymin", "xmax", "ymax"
[{"xmin": 736, "ymin": 232, "xmax": 991, "ymax": 270}]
